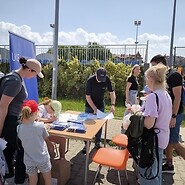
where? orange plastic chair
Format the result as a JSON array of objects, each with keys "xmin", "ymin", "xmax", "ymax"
[
  {"xmin": 112, "ymin": 134, "xmax": 128, "ymax": 148},
  {"xmin": 92, "ymin": 148, "xmax": 129, "ymax": 185}
]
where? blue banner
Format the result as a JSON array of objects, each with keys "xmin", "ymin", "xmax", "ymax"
[{"xmin": 9, "ymin": 32, "xmax": 39, "ymax": 102}]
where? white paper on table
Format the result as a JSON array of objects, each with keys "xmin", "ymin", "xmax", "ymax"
[
  {"xmin": 96, "ymin": 109, "xmax": 114, "ymax": 120},
  {"xmin": 59, "ymin": 113, "xmax": 79, "ymax": 122},
  {"xmin": 0, "ymin": 138, "xmax": 7, "ymax": 150}
]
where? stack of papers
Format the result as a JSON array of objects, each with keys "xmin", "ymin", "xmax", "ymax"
[
  {"xmin": 67, "ymin": 122, "xmax": 86, "ymax": 133},
  {"xmin": 51, "ymin": 110, "xmax": 114, "ymax": 132}
]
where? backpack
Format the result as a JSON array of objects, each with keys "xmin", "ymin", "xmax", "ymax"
[
  {"xmin": 125, "ymin": 93, "xmax": 159, "ymax": 180},
  {"xmin": 0, "ymin": 72, "xmax": 5, "ymax": 80}
]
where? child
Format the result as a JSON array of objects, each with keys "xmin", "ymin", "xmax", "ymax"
[
  {"xmin": 38, "ymin": 98, "xmax": 61, "ymax": 123},
  {"xmin": 38, "ymin": 98, "xmax": 66, "ymax": 159},
  {"xmin": 17, "ymin": 100, "xmax": 52, "ymax": 185}
]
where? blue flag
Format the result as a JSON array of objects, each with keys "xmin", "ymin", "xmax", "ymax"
[{"xmin": 9, "ymin": 31, "xmax": 39, "ymax": 102}]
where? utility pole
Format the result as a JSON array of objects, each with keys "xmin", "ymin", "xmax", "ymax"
[
  {"xmin": 169, "ymin": 0, "xmax": 177, "ymax": 67},
  {"xmin": 52, "ymin": 0, "xmax": 59, "ymax": 99}
]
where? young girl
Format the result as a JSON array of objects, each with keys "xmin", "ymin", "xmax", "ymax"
[
  {"xmin": 38, "ymin": 98, "xmax": 66, "ymax": 159},
  {"xmin": 138, "ymin": 64, "xmax": 172, "ymax": 185},
  {"xmin": 17, "ymin": 100, "xmax": 52, "ymax": 185}
]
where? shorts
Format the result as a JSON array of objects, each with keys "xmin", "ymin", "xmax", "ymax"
[
  {"xmin": 26, "ymin": 160, "xmax": 51, "ymax": 175},
  {"xmin": 169, "ymin": 113, "xmax": 183, "ymax": 143}
]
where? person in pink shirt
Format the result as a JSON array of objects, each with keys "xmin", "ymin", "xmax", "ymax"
[{"xmin": 138, "ymin": 64, "xmax": 172, "ymax": 185}]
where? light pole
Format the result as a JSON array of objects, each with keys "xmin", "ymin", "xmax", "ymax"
[
  {"xmin": 51, "ymin": 0, "xmax": 59, "ymax": 100},
  {"xmin": 134, "ymin": 20, "xmax": 141, "ymax": 57},
  {"xmin": 50, "ymin": 23, "xmax": 55, "ymax": 56},
  {"xmin": 169, "ymin": 0, "xmax": 177, "ymax": 67}
]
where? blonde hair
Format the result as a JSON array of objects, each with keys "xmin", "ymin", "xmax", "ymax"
[
  {"xmin": 128, "ymin": 64, "xmax": 140, "ymax": 78},
  {"xmin": 39, "ymin": 97, "xmax": 52, "ymax": 105},
  {"xmin": 21, "ymin": 106, "xmax": 34, "ymax": 119},
  {"xmin": 145, "ymin": 64, "xmax": 167, "ymax": 89}
]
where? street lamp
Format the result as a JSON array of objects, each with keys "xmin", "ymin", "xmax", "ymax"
[{"xmin": 134, "ymin": 20, "xmax": 141, "ymax": 56}]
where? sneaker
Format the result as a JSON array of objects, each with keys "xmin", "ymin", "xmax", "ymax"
[
  {"xmin": 94, "ymin": 142, "xmax": 102, "ymax": 149},
  {"xmin": 162, "ymin": 163, "xmax": 174, "ymax": 173}
]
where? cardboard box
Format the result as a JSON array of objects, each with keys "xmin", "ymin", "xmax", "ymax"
[{"xmin": 38, "ymin": 158, "xmax": 71, "ymax": 185}]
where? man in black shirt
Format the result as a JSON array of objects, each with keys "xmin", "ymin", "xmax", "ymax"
[
  {"xmin": 82, "ymin": 67, "xmax": 116, "ymax": 153},
  {"xmin": 150, "ymin": 55, "xmax": 185, "ymax": 172}
]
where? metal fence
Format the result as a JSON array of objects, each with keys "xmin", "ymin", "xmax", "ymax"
[{"xmin": 0, "ymin": 42, "xmax": 149, "ymax": 65}]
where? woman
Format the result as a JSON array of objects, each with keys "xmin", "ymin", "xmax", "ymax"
[
  {"xmin": 18, "ymin": 100, "xmax": 52, "ymax": 185},
  {"xmin": 38, "ymin": 98, "xmax": 66, "ymax": 159},
  {"xmin": 138, "ymin": 64, "xmax": 172, "ymax": 185},
  {"xmin": 0, "ymin": 57, "xmax": 44, "ymax": 185},
  {"xmin": 125, "ymin": 64, "xmax": 141, "ymax": 111}
]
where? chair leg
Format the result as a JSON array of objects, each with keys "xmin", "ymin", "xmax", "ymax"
[
  {"xmin": 117, "ymin": 169, "xmax": 129, "ymax": 185},
  {"xmin": 125, "ymin": 169, "xmax": 128, "ymax": 183},
  {"xmin": 65, "ymin": 138, "xmax": 70, "ymax": 154},
  {"xmin": 92, "ymin": 165, "xmax": 102, "ymax": 185},
  {"xmin": 117, "ymin": 170, "xmax": 122, "ymax": 185}
]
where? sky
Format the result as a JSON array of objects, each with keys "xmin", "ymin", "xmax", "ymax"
[{"xmin": 1, "ymin": 0, "xmax": 185, "ymax": 61}]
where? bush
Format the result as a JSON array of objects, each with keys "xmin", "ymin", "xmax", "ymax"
[{"xmin": 38, "ymin": 58, "xmax": 144, "ymax": 106}]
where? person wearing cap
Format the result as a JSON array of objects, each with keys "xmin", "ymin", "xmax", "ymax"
[
  {"xmin": 82, "ymin": 67, "xmax": 116, "ymax": 153},
  {"xmin": 150, "ymin": 55, "xmax": 185, "ymax": 173},
  {"xmin": 0, "ymin": 57, "xmax": 44, "ymax": 184},
  {"xmin": 18, "ymin": 100, "xmax": 52, "ymax": 185},
  {"xmin": 124, "ymin": 64, "xmax": 141, "ymax": 116},
  {"xmin": 38, "ymin": 98, "xmax": 66, "ymax": 159}
]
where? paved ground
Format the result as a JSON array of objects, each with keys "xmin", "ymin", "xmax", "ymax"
[{"xmin": 64, "ymin": 119, "xmax": 185, "ymax": 185}]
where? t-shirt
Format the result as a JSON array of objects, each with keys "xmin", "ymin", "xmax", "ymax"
[
  {"xmin": 18, "ymin": 121, "xmax": 50, "ymax": 166},
  {"xmin": 167, "ymin": 70, "xmax": 183, "ymax": 114},
  {"xmin": 143, "ymin": 90, "xmax": 172, "ymax": 149},
  {"xmin": 0, "ymin": 72, "xmax": 27, "ymax": 116},
  {"xmin": 85, "ymin": 74, "xmax": 114, "ymax": 109},
  {"xmin": 127, "ymin": 75, "xmax": 139, "ymax": 90},
  {"xmin": 38, "ymin": 105, "xmax": 50, "ymax": 118}
]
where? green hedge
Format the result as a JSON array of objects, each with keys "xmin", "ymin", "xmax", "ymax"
[{"xmin": 38, "ymin": 58, "xmax": 144, "ymax": 105}]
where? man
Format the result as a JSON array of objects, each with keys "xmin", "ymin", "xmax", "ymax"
[
  {"xmin": 82, "ymin": 67, "xmax": 116, "ymax": 153},
  {"xmin": 150, "ymin": 54, "xmax": 185, "ymax": 173}
]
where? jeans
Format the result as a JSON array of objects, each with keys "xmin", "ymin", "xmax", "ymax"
[
  {"xmin": 85, "ymin": 106, "xmax": 105, "ymax": 143},
  {"xmin": 169, "ymin": 112, "xmax": 183, "ymax": 143},
  {"xmin": 124, "ymin": 90, "xmax": 138, "ymax": 116},
  {"xmin": 138, "ymin": 147, "xmax": 163, "ymax": 185},
  {"xmin": 128, "ymin": 90, "xmax": 138, "ymax": 105},
  {"xmin": 1, "ymin": 116, "xmax": 26, "ymax": 184}
]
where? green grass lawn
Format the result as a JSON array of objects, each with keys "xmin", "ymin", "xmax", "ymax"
[{"xmin": 58, "ymin": 98, "xmax": 124, "ymax": 119}]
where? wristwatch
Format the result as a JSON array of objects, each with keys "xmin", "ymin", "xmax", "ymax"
[{"xmin": 172, "ymin": 114, "xmax": 177, "ymax": 118}]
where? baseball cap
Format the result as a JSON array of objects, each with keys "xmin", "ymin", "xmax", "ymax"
[
  {"xmin": 140, "ymin": 85, "xmax": 151, "ymax": 94},
  {"xmin": 22, "ymin": 100, "xmax": 38, "ymax": 113},
  {"xmin": 150, "ymin": 55, "xmax": 166, "ymax": 66},
  {"xmin": 26, "ymin": 59, "xmax": 44, "ymax": 78},
  {"xmin": 50, "ymin": 100, "xmax": 62, "ymax": 118},
  {"xmin": 96, "ymin": 67, "xmax": 107, "ymax": 82}
]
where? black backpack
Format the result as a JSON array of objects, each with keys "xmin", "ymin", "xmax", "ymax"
[{"xmin": 125, "ymin": 93, "xmax": 160, "ymax": 180}]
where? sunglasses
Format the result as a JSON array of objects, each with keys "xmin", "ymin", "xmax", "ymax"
[{"xmin": 25, "ymin": 65, "xmax": 36, "ymax": 73}]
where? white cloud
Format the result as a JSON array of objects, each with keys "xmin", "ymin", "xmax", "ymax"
[{"xmin": 0, "ymin": 21, "xmax": 184, "ymax": 61}]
